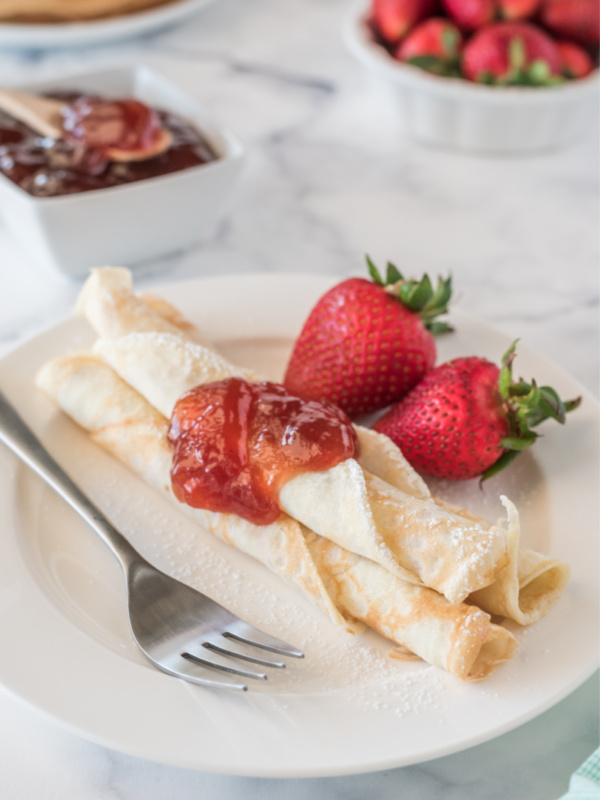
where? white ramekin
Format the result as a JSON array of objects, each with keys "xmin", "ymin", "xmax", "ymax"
[
  {"xmin": 342, "ymin": 2, "xmax": 600, "ymax": 154},
  {"xmin": 0, "ymin": 66, "xmax": 245, "ymax": 278}
]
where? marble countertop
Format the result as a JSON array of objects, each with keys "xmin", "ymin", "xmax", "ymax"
[{"xmin": 0, "ymin": 0, "xmax": 598, "ymax": 796}]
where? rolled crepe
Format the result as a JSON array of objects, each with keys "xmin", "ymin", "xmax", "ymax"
[
  {"xmin": 93, "ymin": 330, "xmax": 509, "ymax": 605},
  {"xmin": 36, "ymin": 352, "xmax": 518, "ymax": 681}
]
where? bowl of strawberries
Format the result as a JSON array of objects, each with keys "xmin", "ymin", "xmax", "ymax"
[{"xmin": 343, "ymin": 0, "xmax": 599, "ymax": 152}]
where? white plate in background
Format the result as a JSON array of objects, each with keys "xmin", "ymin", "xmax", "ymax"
[
  {"xmin": 0, "ymin": 273, "xmax": 597, "ymax": 776},
  {"xmin": 0, "ymin": 0, "xmax": 215, "ymax": 48}
]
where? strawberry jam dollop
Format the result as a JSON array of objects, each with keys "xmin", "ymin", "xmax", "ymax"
[
  {"xmin": 61, "ymin": 96, "xmax": 164, "ymax": 156},
  {"xmin": 168, "ymin": 377, "xmax": 357, "ymax": 526}
]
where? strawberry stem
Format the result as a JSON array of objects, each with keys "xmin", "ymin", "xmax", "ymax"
[
  {"xmin": 365, "ymin": 255, "xmax": 453, "ymax": 334},
  {"xmin": 442, "ymin": 27, "xmax": 460, "ymax": 57},
  {"xmin": 481, "ymin": 340, "xmax": 581, "ymax": 481}
]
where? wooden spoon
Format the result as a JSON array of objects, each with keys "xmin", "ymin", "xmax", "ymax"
[
  {"xmin": 0, "ymin": 86, "xmax": 63, "ymax": 138},
  {"xmin": 0, "ymin": 86, "xmax": 172, "ymax": 162}
]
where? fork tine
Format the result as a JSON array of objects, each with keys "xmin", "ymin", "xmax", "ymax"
[
  {"xmin": 182, "ymin": 650, "xmax": 268, "ymax": 681},
  {"xmin": 223, "ymin": 622, "xmax": 304, "ymax": 659},
  {"xmin": 203, "ymin": 639, "xmax": 287, "ymax": 669},
  {"xmin": 150, "ymin": 654, "xmax": 249, "ymax": 691}
]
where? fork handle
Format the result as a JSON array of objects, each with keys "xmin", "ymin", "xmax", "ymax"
[{"xmin": 0, "ymin": 389, "xmax": 141, "ymax": 572}]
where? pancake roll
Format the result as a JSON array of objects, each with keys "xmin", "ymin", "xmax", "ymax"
[{"xmin": 36, "ymin": 352, "xmax": 518, "ymax": 681}]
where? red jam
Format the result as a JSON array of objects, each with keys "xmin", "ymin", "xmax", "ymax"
[
  {"xmin": 0, "ymin": 91, "xmax": 216, "ymax": 197},
  {"xmin": 61, "ymin": 97, "xmax": 164, "ymax": 156},
  {"xmin": 168, "ymin": 377, "xmax": 358, "ymax": 526}
]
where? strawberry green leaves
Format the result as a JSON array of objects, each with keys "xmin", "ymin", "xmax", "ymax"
[
  {"xmin": 365, "ymin": 255, "xmax": 453, "ymax": 334},
  {"xmin": 407, "ymin": 54, "xmax": 463, "ymax": 77},
  {"xmin": 366, "ymin": 255, "xmax": 402, "ymax": 286},
  {"xmin": 481, "ymin": 340, "xmax": 581, "ymax": 480}
]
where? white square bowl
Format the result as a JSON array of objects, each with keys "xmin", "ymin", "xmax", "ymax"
[
  {"xmin": 0, "ymin": 65, "xmax": 245, "ymax": 278},
  {"xmin": 343, "ymin": 1, "xmax": 600, "ymax": 154}
]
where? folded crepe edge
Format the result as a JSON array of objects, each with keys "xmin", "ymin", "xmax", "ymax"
[
  {"xmin": 468, "ymin": 496, "xmax": 571, "ymax": 626},
  {"xmin": 75, "ymin": 266, "xmax": 213, "ymax": 348}
]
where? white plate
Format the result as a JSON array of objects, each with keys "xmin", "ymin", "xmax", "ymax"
[
  {"xmin": 0, "ymin": 0, "xmax": 215, "ymax": 48},
  {"xmin": 0, "ymin": 273, "xmax": 597, "ymax": 777}
]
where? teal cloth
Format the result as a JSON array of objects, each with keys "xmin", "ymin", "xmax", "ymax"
[{"xmin": 558, "ymin": 748, "xmax": 600, "ymax": 800}]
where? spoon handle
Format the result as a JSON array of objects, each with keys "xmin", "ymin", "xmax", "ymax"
[{"xmin": 0, "ymin": 87, "xmax": 63, "ymax": 138}]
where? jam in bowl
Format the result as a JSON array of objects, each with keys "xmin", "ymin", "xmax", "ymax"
[
  {"xmin": 0, "ymin": 66, "xmax": 245, "ymax": 277},
  {"xmin": 0, "ymin": 91, "xmax": 218, "ymax": 198}
]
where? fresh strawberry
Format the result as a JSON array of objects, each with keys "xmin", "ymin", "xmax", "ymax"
[
  {"xmin": 441, "ymin": 0, "xmax": 496, "ymax": 31},
  {"xmin": 373, "ymin": 341, "xmax": 581, "ymax": 481},
  {"xmin": 540, "ymin": 0, "xmax": 600, "ymax": 45},
  {"xmin": 556, "ymin": 38, "xmax": 595, "ymax": 75},
  {"xmin": 371, "ymin": 0, "xmax": 437, "ymax": 44},
  {"xmin": 395, "ymin": 17, "xmax": 464, "ymax": 75},
  {"xmin": 283, "ymin": 258, "xmax": 452, "ymax": 418},
  {"xmin": 498, "ymin": 0, "xmax": 541, "ymax": 19},
  {"xmin": 462, "ymin": 21, "xmax": 563, "ymax": 83}
]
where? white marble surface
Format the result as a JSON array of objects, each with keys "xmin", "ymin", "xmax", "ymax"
[{"xmin": 0, "ymin": 0, "xmax": 598, "ymax": 796}]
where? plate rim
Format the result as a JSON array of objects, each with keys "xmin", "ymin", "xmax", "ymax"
[{"xmin": 0, "ymin": 0, "xmax": 216, "ymax": 47}]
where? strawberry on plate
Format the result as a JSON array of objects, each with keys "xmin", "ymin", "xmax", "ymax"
[
  {"xmin": 556, "ymin": 39, "xmax": 595, "ymax": 75},
  {"xmin": 540, "ymin": 0, "xmax": 600, "ymax": 46},
  {"xmin": 283, "ymin": 258, "xmax": 452, "ymax": 418},
  {"xmin": 371, "ymin": 0, "xmax": 437, "ymax": 44},
  {"xmin": 395, "ymin": 17, "xmax": 464, "ymax": 76},
  {"xmin": 373, "ymin": 340, "xmax": 581, "ymax": 481},
  {"xmin": 462, "ymin": 21, "xmax": 563, "ymax": 84}
]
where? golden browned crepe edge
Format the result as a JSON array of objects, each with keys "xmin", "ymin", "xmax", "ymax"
[{"xmin": 305, "ymin": 533, "xmax": 517, "ymax": 681}]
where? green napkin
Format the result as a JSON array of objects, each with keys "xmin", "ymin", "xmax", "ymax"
[{"xmin": 558, "ymin": 748, "xmax": 600, "ymax": 800}]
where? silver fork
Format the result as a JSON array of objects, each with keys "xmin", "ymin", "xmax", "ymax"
[{"xmin": 0, "ymin": 389, "xmax": 303, "ymax": 691}]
